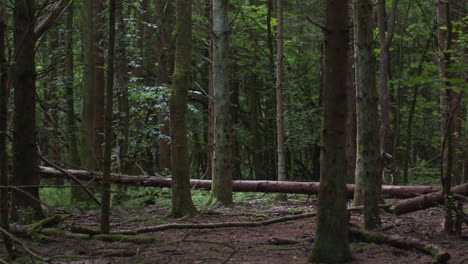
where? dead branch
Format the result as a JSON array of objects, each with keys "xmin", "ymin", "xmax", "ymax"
[{"xmin": 39, "ymin": 157, "xmax": 101, "ymax": 206}]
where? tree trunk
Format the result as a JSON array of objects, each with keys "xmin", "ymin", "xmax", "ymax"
[
  {"xmin": 93, "ymin": 0, "xmax": 105, "ymax": 171},
  {"xmin": 377, "ymin": 0, "xmax": 398, "ymax": 162},
  {"xmin": 156, "ymin": 0, "xmax": 173, "ymax": 173},
  {"xmin": 80, "ymin": 0, "xmax": 96, "ymax": 170},
  {"xmin": 345, "ymin": 10, "xmax": 356, "ymax": 184},
  {"xmin": 0, "ymin": 1, "xmax": 13, "ymax": 256},
  {"xmin": 308, "ymin": 0, "xmax": 352, "ymax": 262},
  {"xmin": 437, "ymin": 0, "xmax": 456, "ymax": 234},
  {"xmin": 65, "ymin": 4, "xmax": 80, "ymax": 167},
  {"xmin": 205, "ymin": 0, "xmax": 214, "ymax": 180},
  {"xmin": 12, "ymin": 0, "xmax": 44, "ymax": 220},
  {"xmin": 116, "ymin": 0, "xmax": 131, "ymax": 174},
  {"xmin": 40, "ymin": 166, "xmax": 449, "ymax": 199},
  {"xmin": 76, "ymin": 0, "xmax": 96, "ymax": 201},
  {"xmin": 353, "ymin": 0, "xmax": 381, "ymax": 230},
  {"xmin": 209, "ymin": 0, "xmax": 233, "ymax": 206},
  {"xmin": 275, "ymin": 0, "xmax": 287, "ymax": 201},
  {"xmin": 101, "ymin": 0, "xmax": 116, "ymax": 234},
  {"xmin": 170, "ymin": 0, "xmax": 197, "ymax": 217}
]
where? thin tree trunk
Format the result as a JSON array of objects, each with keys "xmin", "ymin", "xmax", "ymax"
[
  {"xmin": 377, "ymin": 0, "xmax": 398, "ymax": 159},
  {"xmin": 0, "ymin": 2, "xmax": 13, "ymax": 256},
  {"xmin": 101, "ymin": 0, "xmax": 116, "ymax": 234},
  {"xmin": 12, "ymin": 0, "xmax": 44, "ymax": 220},
  {"xmin": 170, "ymin": 0, "xmax": 197, "ymax": 217},
  {"xmin": 353, "ymin": 0, "xmax": 381, "ymax": 229},
  {"xmin": 308, "ymin": 0, "xmax": 351, "ymax": 261},
  {"xmin": 93, "ymin": 0, "xmax": 105, "ymax": 171},
  {"xmin": 402, "ymin": 35, "xmax": 432, "ymax": 184},
  {"xmin": 209, "ymin": 0, "xmax": 233, "ymax": 206},
  {"xmin": 275, "ymin": 0, "xmax": 287, "ymax": 200}
]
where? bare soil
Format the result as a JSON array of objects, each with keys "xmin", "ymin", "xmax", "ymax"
[{"xmin": 2, "ymin": 197, "xmax": 468, "ymax": 264}]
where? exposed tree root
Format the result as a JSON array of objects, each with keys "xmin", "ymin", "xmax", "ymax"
[{"xmin": 71, "ymin": 212, "xmax": 317, "ymax": 235}]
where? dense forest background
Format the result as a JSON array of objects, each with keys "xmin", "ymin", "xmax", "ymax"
[
  {"xmin": 0, "ymin": 0, "xmax": 467, "ymax": 262},
  {"xmin": 3, "ymin": 0, "xmax": 466, "ymax": 182}
]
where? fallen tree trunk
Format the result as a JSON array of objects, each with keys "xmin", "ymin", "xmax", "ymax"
[
  {"xmin": 39, "ymin": 166, "xmax": 444, "ymax": 199},
  {"xmin": 349, "ymin": 227, "xmax": 450, "ymax": 263},
  {"xmin": 393, "ymin": 182, "xmax": 468, "ymax": 215}
]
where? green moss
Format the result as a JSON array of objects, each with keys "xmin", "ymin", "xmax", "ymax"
[
  {"xmin": 94, "ymin": 234, "xmax": 162, "ymax": 245},
  {"xmin": 252, "ymin": 214, "xmax": 269, "ymax": 222},
  {"xmin": 266, "ymin": 245, "xmax": 294, "ymax": 250}
]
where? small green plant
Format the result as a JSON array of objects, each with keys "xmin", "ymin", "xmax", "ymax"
[{"xmin": 15, "ymin": 208, "xmax": 36, "ymax": 225}]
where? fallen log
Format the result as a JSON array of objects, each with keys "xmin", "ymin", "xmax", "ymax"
[
  {"xmin": 393, "ymin": 182, "xmax": 468, "ymax": 215},
  {"xmin": 349, "ymin": 227, "xmax": 450, "ymax": 263},
  {"xmin": 39, "ymin": 166, "xmax": 443, "ymax": 199}
]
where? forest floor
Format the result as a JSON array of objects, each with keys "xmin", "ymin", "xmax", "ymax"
[{"xmin": 1, "ymin": 192, "xmax": 467, "ymax": 264}]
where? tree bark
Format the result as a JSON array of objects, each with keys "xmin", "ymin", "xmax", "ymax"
[
  {"xmin": 93, "ymin": 0, "xmax": 105, "ymax": 171},
  {"xmin": 80, "ymin": 0, "xmax": 96, "ymax": 170},
  {"xmin": 156, "ymin": 0, "xmax": 173, "ymax": 173},
  {"xmin": 170, "ymin": 0, "xmax": 197, "ymax": 217},
  {"xmin": 101, "ymin": 0, "xmax": 116, "ymax": 234},
  {"xmin": 116, "ymin": 0, "xmax": 130, "ymax": 174},
  {"xmin": 377, "ymin": 0, "xmax": 398, "ymax": 161},
  {"xmin": 209, "ymin": 0, "xmax": 233, "ymax": 206},
  {"xmin": 39, "ymin": 166, "xmax": 451, "ymax": 199},
  {"xmin": 275, "ymin": 0, "xmax": 287, "ymax": 198},
  {"xmin": 12, "ymin": 0, "xmax": 44, "ymax": 220},
  {"xmin": 353, "ymin": 0, "xmax": 381, "ymax": 229},
  {"xmin": 308, "ymin": 0, "xmax": 352, "ymax": 262},
  {"xmin": 65, "ymin": 4, "xmax": 80, "ymax": 167},
  {"xmin": 76, "ymin": 0, "xmax": 96, "ymax": 201},
  {"xmin": 0, "ymin": 1, "xmax": 13, "ymax": 256}
]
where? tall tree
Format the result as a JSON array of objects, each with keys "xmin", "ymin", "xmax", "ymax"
[
  {"xmin": 101, "ymin": 0, "xmax": 116, "ymax": 234},
  {"xmin": 170, "ymin": 0, "xmax": 197, "ymax": 217},
  {"xmin": 12, "ymin": 0, "xmax": 44, "ymax": 220},
  {"xmin": 65, "ymin": 4, "xmax": 80, "ymax": 167},
  {"xmin": 209, "ymin": 0, "xmax": 233, "ymax": 206},
  {"xmin": 156, "ymin": 0, "xmax": 173, "ymax": 173},
  {"xmin": 275, "ymin": 0, "xmax": 287, "ymax": 200},
  {"xmin": 116, "ymin": 0, "xmax": 130, "ymax": 174},
  {"xmin": 308, "ymin": 0, "xmax": 351, "ymax": 261},
  {"xmin": 93, "ymin": 0, "xmax": 105, "ymax": 170},
  {"xmin": 377, "ymin": 0, "xmax": 399, "ymax": 164},
  {"xmin": 75, "ymin": 0, "xmax": 96, "ymax": 200},
  {"xmin": 0, "ymin": 1, "xmax": 13, "ymax": 256},
  {"xmin": 353, "ymin": 0, "xmax": 381, "ymax": 229},
  {"xmin": 80, "ymin": 0, "xmax": 96, "ymax": 170}
]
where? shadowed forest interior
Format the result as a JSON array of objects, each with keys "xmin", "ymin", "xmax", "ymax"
[{"xmin": 0, "ymin": 0, "xmax": 467, "ymax": 263}]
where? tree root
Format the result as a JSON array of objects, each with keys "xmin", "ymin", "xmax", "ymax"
[{"xmin": 71, "ymin": 212, "xmax": 318, "ymax": 235}]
